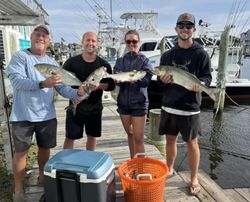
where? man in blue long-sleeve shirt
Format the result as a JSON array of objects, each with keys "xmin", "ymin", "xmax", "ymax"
[{"xmin": 6, "ymin": 25, "xmax": 84, "ymax": 202}]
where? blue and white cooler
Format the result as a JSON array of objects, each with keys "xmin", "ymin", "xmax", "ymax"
[{"xmin": 44, "ymin": 149, "xmax": 116, "ymax": 202}]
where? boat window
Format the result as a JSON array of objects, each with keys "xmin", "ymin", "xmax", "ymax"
[
  {"xmin": 139, "ymin": 42, "xmax": 157, "ymax": 51},
  {"xmin": 156, "ymin": 41, "xmax": 174, "ymax": 50}
]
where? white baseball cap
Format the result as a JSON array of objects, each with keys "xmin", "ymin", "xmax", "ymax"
[{"xmin": 33, "ymin": 24, "xmax": 50, "ymax": 35}]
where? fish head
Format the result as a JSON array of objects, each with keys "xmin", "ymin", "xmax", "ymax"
[
  {"xmin": 34, "ymin": 63, "xmax": 59, "ymax": 76},
  {"xmin": 153, "ymin": 66, "xmax": 161, "ymax": 75},
  {"xmin": 87, "ymin": 66, "xmax": 107, "ymax": 85},
  {"xmin": 134, "ymin": 71, "xmax": 146, "ymax": 80},
  {"xmin": 153, "ymin": 65, "xmax": 171, "ymax": 76}
]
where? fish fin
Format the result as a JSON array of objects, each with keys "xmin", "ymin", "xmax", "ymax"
[
  {"xmin": 65, "ymin": 104, "xmax": 77, "ymax": 116},
  {"xmin": 207, "ymin": 87, "xmax": 223, "ymax": 101}
]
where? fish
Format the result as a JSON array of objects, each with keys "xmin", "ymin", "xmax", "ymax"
[
  {"xmin": 34, "ymin": 63, "xmax": 82, "ymax": 86},
  {"xmin": 108, "ymin": 70, "xmax": 146, "ymax": 82},
  {"xmin": 34, "ymin": 63, "xmax": 87, "ymax": 115},
  {"xmin": 86, "ymin": 66, "xmax": 107, "ymax": 85},
  {"xmin": 153, "ymin": 65, "xmax": 222, "ymax": 101},
  {"xmin": 64, "ymin": 67, "xmax": 107, "ymax": 115}
]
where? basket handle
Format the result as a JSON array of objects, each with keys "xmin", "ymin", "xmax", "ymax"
[
  {"xmin": 135, "ymin": 153, "xmax": 147, "ymax": 158},
  {"xmin": 136, "ymin": 173, "xmax": 153, "ymax": 180}
]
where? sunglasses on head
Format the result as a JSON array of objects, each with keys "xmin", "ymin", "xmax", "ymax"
[
  {"xmin": 177, "ymin": 23, "xmax": 194, "ymax": 29},
  {"xmin": 126, "ymin": 40, "xmax": 138, "ymax": 45}
]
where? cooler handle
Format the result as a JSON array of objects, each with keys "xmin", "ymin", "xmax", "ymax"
[{"xmin": 56, "ymin": 171, "xmax": 81, "ymax": 202}]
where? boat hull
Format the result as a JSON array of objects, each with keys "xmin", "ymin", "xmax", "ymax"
[{"xmin": 148, "ymin": 80, "xmax": 250, "ymax": 111}]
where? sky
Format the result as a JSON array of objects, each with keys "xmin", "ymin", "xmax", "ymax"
[{"xmin": 38, "ymin": 0, "xmax": 250, "ymax": 44}]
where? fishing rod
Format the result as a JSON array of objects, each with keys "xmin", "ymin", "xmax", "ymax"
[
  {"xmin": 175, "ymin": 141, "xmax": 250, "ymax": 173},
  {"xmin": 199, "ymin": 143, "xmax": 250, "ymax": 161},
  {"xmin": 177, "ymin": 142, "xmax": 250, "ymax": 161},
  {"xmin": 224, "ymin": 91, "xmax": 250, "ymax": 113}
]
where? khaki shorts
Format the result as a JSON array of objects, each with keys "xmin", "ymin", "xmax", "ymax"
[{"xmin": 11, "ymin": 118, "xmax": 57, "ymax": 152}]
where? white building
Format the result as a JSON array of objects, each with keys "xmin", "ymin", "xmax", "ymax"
[
  {"xmin": 240, "ymin": 29, "xmax": 250, "ymax": 57},
  {"xmin": 0, "ymin": 25, "xmax": 34, "ymax": 64}
]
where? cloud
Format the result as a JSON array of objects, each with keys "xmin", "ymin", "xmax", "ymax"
[{"xmin": 39, "ymin": 0, "xmax": 249, "ymax": 43}]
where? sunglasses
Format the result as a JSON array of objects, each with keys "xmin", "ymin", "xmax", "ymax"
[
  {"xmin": 177, "ymin": 23, "xmax": 194, "ymax": 30},
  {"xmin": 126, "ymin": 40, "xmax": 138, "ymax": 45}
]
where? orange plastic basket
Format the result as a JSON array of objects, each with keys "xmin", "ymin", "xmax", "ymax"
[{"xmin": 118, "ymin": 157, "xmax": 169, "ymax": 202}]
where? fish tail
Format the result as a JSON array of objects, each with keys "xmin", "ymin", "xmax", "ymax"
[
  {"xmin": 207, "ymin": 88, "xmax": 223, "ymax": 101},
  {"xmin": 64, "ymin": 104, "xmax": 77, "ymax": 116}
]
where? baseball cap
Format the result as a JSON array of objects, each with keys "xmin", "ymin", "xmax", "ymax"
[
  {"xmin": 177, "ymin": 13, "xmax": 195, "ymax": 25},
  {"xmin": 33, "ymin": 24, "xmax": 50, "ymax": 35}
]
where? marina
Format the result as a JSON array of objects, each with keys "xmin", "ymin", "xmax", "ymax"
[{"xmin": 0, "ymin": 0, "xmax": 250, "ymax": 201}]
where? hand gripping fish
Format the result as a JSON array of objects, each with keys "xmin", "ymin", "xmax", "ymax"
[
  {"xmin": 34, "ymin": 64, "xmax": 107, "ymax": 115},
  {"xmin": 34, "ymin": 63, "xmax": 82, "ymax": 86},
  {"xmin": 153, "ymin": 65, "xmax": 222, "ymax": 101}
]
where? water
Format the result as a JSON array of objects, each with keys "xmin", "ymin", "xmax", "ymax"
[{"xmin": 174, "ymin": 58, "xmax": 250, "ymax": 189}]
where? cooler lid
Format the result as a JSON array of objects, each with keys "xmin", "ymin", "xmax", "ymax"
[{"xmin": 44, "ymin": 149, "xmax": 113, "ymax": 179}]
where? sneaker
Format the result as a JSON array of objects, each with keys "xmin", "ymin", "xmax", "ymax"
[{"xmin": 13, "ymin": 193, "xmax": 26, "ymax": 202}]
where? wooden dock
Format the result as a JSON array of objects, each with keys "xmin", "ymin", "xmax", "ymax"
[{"xmin": 25, "ymin": 96, "xmax": 250, "ymax": 202}]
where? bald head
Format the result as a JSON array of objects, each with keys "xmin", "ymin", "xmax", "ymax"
[
  {"xmin": 82, "ymin": 32, "xmax": 97, "ymax": 42},
  {"xmin": 81, "ymin": 31, "xmax": 98, "ymax": 54}
]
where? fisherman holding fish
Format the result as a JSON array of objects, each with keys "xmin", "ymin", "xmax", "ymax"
[
  {"xmin": 6, "ymin": 25, "xmax": 85, "ymax": 202},
  {"xmin": 157, "ymin": 13, "xmax": 212, "ymax": 195},
  {"xmin": 113, "ymin": 30, "xmax": 153, "ymax": 158},
  {"xmin": 63, "ymin": 31, "xmax": 115, "ymax": 151}
]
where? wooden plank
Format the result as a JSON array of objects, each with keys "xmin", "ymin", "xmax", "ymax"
[
  {"xmin": 234, "ymin": 188, "xmax": 250, "ymax": 202},
  {"xmin": 224, "ymin": 189, "xmax": 249, "ymax": 202},
  {"xmin": 179, "ymin": 170, "xmax": 235, "ymax": 202},
  {"xmin": 197, "ymin": 170, "xmax": 234, "ymax": 202},
  {"xmin": 165, "ymin": 187, "xmax": 199, "ymax": 202},
  {"xmin": 25, "ymin": 193, "xmax": 45, "ymax": 202},
  {"xmin": 179, "ymin": 170, "xmax": 216, "ymax": 202},
  {"xmin": 166, "ymin": 174, "xmax": 189, "ymax": 190}
]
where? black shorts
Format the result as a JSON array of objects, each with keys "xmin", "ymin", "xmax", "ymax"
[
  {"xmin": 159, "ymin": 110, "xmax": 201, "ymax": 142},
  {"xmin": 65, "ymin": 109, "xmax": 102, "ymax": 139},
  {"xmin": 11, "ymin": 118, "xmax": 57, "ymax": 152},
  {"xmin": 117, "ymin": 108, "xmax": 147, "ymax": 117}
]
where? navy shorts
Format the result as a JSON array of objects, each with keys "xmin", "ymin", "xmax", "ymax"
[
  {"xmin": 65, "ymin": 109, "xmax": 102, "ymax": 139},
  {"xmin": 159, "ymin": 110, "xmax": 201, "ymax": 142},
  {"xmin": 11, "ymin": 118, "xmax": 57, "ymax": 152},
  {"xmin": 117, "ymin": 108, "xmax": 147, "ymax": 117}
]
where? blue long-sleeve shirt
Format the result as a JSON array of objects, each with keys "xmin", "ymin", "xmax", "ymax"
[{"xmin": 6, "ymin": 49, "xmax": 78, "ymax": 122}]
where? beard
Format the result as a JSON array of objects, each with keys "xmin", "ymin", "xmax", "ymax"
[{"xmin": 178, "ymin": 33, "xmax": 191, "ymax": 41}]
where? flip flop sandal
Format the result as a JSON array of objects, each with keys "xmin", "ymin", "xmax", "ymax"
[{"xmin": 188, "ymin": 183, "xmax": 201, "ymax": 195}]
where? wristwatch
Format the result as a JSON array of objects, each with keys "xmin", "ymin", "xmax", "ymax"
[{"xmin": 39, "ymin": 81, "xmax": 44, "ymax": 89}]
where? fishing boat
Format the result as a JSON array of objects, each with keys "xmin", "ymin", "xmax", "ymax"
[{"xmin": 96, "ymin": 10, "xmax": 174, "ymax": 67}]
